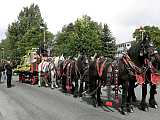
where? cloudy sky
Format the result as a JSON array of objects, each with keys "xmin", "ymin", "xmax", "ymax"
[{"xmin": 0, "ymin": 0, "xmax": 159, "ymax": 44}]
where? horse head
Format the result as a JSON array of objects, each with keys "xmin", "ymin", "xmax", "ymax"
[
  {"xmin": 128, "ymin": 32, "xmax": 159, "ymax": 68},
  {"xmin": 139, "ymin": 33, "xmax": 160, "ymax": 65},
  {"xmin": 77, "ymin": 55, "xmax": 89, "ymax": 74}
]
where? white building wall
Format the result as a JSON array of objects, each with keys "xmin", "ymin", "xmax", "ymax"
[{"xmin": 115, "ymin": 41, "xmax": 132, "ymax": 58}]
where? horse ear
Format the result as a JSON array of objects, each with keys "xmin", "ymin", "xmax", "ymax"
[
  {"xmin": 78, "ymin": 53, "xmax": 81, "ymax": 58},
  {"xmin": 93, "ymin": 53, "xmax": 97, "ymax": 59}
]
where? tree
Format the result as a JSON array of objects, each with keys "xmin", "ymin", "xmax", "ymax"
[
  {"xmin": 74, "ymin": 15, "xmax": 103, "ymax": 56},
  {"xmin": 101, "ymin": 24, "xmax": 116, "ymax": 58},
  {"xmin": 1, "ymin": 4, "xmax": 53, "ymax": 62},
  {"xmin": 53, "ymin": 23, "xmax": 75, "ymax": 56},
  {"xmin": 133, "ymin": 26, "xmax": 160, "ymax": 48},
  {"xmin": 54, "ymin": 15, "xmax": 103, "ymax": 57}
]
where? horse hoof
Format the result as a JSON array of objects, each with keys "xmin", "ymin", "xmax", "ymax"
[
  {"xmin": 127, "ymin": 107, "xmax": 134, "ymax": 113},
  {"xmin": 79, "ymin": 94, "xmax": 82, "ymax": 97},
  {"xmin": 73, "ymin": 95, "xmax": 78, "ymax": 98},
  {"xmin": 155, "ymin": 105, "xmax": 158, "ymax": 109},
  {"xmin": 130, "ymin": 108, "xmax": 134, "ymax": 113},
  {"xmin": 121, "ymin": 111, "xmax": 127, "ymax": 115},
  {"xmin": 143, "ymin": 107, "xmax": 149, "ymax": 112}
]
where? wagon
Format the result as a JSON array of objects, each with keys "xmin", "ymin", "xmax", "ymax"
[{"xmin": 14, "ymin": 48, "xmax": 40, "ymax": 84}]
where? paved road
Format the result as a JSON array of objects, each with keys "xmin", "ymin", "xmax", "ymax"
[{"xmin": 0, "ymin": 76, "xmax": 160, "ymax": 120}]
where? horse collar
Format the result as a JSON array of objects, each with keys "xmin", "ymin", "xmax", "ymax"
[{"xmin": 96, "ymin": 58, "xmax": 107, "ymax": 77}]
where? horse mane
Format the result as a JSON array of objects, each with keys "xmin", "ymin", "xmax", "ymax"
[{"xmin": 128, "ymin": 41, "xmax": 143, "ymax": 67}]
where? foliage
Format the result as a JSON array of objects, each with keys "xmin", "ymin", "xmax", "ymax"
[
  {"xmin": 53, "ymin": 15, "xmax": 115, "ymax": 58},
  {"xmin": 0, "ymin": 4, "xmax": 54, "ymax": 63},
  {"xmin": 101, "ymin": 24, "xmax": 116, "ymax": 58},
  {"xmin": 133, "ymin": 26, "xmax": 160, "ymax": 48}
]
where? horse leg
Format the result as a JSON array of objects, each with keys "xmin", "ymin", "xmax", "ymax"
[
  {"xmin": 0, "ymin": 72, "xmax": 1, "ymax": 83},
  {"xmin": 51, "ymin": 71, "xmax": 58, "ymax": 89},
  {"xmin": 131, "ymin": 85, "xmax": 137, "ymax": 102},
  {"xmin": 149, "ymin": 84, "xmax": 158, "ymax": 108},
  {"xmin": 89, "ymin": 77, "xmax": 97, "ymax": 107},
  {"xmin": 38, "ymin": 73, "xmax": 42, "ymax": 87},
  {"xmin": 140, "ymin": 83, "xmax": 148, "ymax": 111},
  {"xmin": 54, "ymin": 75, "xmax": 59, "ymax": 88},
  {"xmin": 61, "ymin": 76, "xmax": 67, "ymax": 93},
  {"xmin": 51, "ymin": 71, "xmax": 54, "ymax": 89},
  {"xmin": 127, "ymin": 80, "xmax": 134, "ymax": 113},
  {"xmin": 121, "ymin": 81, "xmax": 128, "ymax": 115},
  {"xmin": 79, "ymin": 80, "xmax": 83, "ymax": 97},
  {"xmin": 44, "ymin": 74, "xmax": 49, "ymax": 87},
  {"xmin": 97, "ymin": 86, "xmax": 102, "ymax": 106},
  {"xmin": 73, "ymin": 79, "xmax": 79, "ymax": 98}
]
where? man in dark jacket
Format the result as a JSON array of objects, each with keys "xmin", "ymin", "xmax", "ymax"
[
  {"xmin": 5, "ymin": 61, "xmax": 12, "ymax": 88},
  {"xmin": 0, "ymin": 60, "xmax": 5, "ymax": 83}
]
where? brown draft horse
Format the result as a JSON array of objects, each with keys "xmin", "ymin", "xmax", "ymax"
[{"xmin": 61, "ymin": 55, "xmax": 89, "ymax": 97}]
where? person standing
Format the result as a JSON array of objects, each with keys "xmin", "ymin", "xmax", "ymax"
[
  {"xmin": 5, "ymin": 61, "xmax": 12, "ymax": 88},
  {"xmin": 0, "ymin": 69, "xmax": 2, "ymax": 83},
  {"xmin": 0, "ymin": 60, "xmax": 5, "ymax": 83}
]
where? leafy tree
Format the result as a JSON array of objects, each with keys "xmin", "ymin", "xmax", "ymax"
[
  {"xmin": 133, "ymin": 26, "xmax": 160, "ymax": 48},
  {"xmin": 101, "ymin": 24, "xmax": 116, "ymax": 58},
  {"xmin": 53, "ymin": 23, "xmax": 75, "ymax": 56},
  {"xmin": 54, "ymin": 15, "xmax": 103, "ymax": 57},
  {"xmin": 74, "ymin": 15, "xmax": 103, "ymax": 56},
  {"xmin": 0, "ymin": 3, "xmax": 53, "ymax": 63}
]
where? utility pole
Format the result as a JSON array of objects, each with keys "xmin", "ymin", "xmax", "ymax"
[{"xmin": 40, "ymin": 26, "xmax": 46, "ymax": 49}]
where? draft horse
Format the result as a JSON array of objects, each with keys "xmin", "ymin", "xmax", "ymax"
[
  {"xmin": 127, "ymin": 33, "xmax": 160, "ymax": 112},
  {"xmin": 61, "ymin": 55, "xmax": 89, "ymax": 97},
  {"xmin": 88, "ymin": 33, "xmax": 160, "ymax": 115}
]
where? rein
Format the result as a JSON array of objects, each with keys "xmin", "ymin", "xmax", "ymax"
[
  {"xmin": 122, "ymin": 54, "xmax": 160, "ymax": 85},
  {"xmin": 96, "ymin": 58, "xmax": 107, "ymax": 77},
  {"xmin": 122, "ymin": 54, "xmax": 148, "ymax": 75},
  {"xmin": 122, "ymin": 54, "xmax": 149, "ymax": 85}
]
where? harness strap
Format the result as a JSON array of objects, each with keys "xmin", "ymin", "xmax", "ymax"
[
  {"xmin": 113, "ymin": 62, "xmax": 119, "ymax": 108},
  {"xmin": 96, "ymin": 58, "xmax": 107, "ymax": 77},
  {"xmin": 66, "ymin": 62, "xmax": 72, "ymax": 93}
]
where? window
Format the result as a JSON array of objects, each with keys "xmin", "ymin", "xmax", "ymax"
[{"xmin": 127, "ymin": 44, "xmax": 130, "ymax": 46}]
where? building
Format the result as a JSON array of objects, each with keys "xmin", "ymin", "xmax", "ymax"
[{"xmin": 115, "ymin": 41, "xmax": 133, "ymax": 58}]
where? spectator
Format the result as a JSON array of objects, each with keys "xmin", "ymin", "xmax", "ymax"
[{"xmin": 5, "ymin": 61, "xmax": 12, "ymax": 88}]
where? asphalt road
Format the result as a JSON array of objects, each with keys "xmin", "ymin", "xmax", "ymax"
[{"xmin": 0, "ymin": 76, "xmax": 160, "ymax": 120}]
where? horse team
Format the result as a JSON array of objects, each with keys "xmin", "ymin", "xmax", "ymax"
[{"xmin": 17, "ymin": 33, "xmax": 160, "ymax": 115}]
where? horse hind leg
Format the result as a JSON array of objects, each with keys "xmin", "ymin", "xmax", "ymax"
[
  {"xmin": 51, "ymin": 78, "xmax": 54, "ymax": 89},
  {"xmin": 149, "ymin": 84, "xmax": 158, "ymax": 108},
  {"xmin": 121, "ymin": 81, "xmax": 129, "ymax": 115},
  {"xmin": 51, "ymin": 73, "xmax": 58, "ymax": 89},
  {"xmin": 54, "ymin": 73, "xmax": 59, "ymax": 88},
  {"xmin": 79, "ymin": 80, "xmax": 83, "ymax": 97},
  {"xmin": 97, "ymin": 86, "xmax": 102, "ymax": 106},
  {"xmin": 140, "ymin": 83, "xmax": 149, "ymax": 111}
]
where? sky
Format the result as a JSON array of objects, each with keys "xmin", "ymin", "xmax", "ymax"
[{"xmin": 0, "ymin": 0, "xmax": 159, "ymax": 44}]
